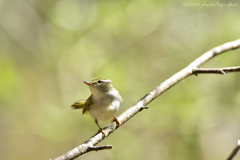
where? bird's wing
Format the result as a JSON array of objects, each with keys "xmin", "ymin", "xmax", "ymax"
[
  {"xmin": 71, "ymin": 99, "xmax": 86, "ymax": 109},
  {"xmin": 82, "ymin": 95, "xmax": 93, "ymax": 115}
]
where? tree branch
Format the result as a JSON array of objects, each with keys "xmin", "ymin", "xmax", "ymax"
[
  {"xmin": 193, "ymin": 66, "xmax": 240, "ymax": 75},
  {"xmin": 226, "ymin": 140, "xmax": 240, "ymax": 160},
  {"xmin": 52, "ymin": 38, "xmax": 240, "ymax": 160},
  {"xmin": 86, "ymin": 145, "xmax": 113, "ymax": 153}
]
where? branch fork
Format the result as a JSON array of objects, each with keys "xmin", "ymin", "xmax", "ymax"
[{"xmin": 193, "ymin": 66, "xmax": 240, "ymax": 75}]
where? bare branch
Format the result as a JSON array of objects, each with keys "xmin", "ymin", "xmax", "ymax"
[
  {"xmin": 139, "ymin": 106, "xmax": 149, "ymax": 112},
  {"xmin": 193, "ymin": 66, "xmax": 240, "ymax": 75},
  {"xmin": 52, "ymin": 39, "xmax": 240, "ymax": 160},
  {"xmin": 226, "ymin": 140, "xmax": 240, "ymax": 160},
  {"xmin": 87, "ymin": 145, "xmax": 113, "ymax": 153}
]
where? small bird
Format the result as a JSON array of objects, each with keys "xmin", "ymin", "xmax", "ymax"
[{"xmin": 71, "ymin": 78, "xmax": 122, "ymax": 136}]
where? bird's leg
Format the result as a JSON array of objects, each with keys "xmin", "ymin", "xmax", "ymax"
[
  {"xmin": 111, "ymin": 116, "xmax": 121, "ymax": 127},
  {"xmin": 95, "ymin": 119, "xmax": 107, "ymax": 137}
]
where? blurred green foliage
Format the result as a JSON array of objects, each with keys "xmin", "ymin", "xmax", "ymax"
[{"xmin": 0, "ymin": 0, "xmax": 240, "ymax": 160}]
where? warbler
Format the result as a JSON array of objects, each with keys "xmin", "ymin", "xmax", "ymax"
[{"xmin": 71, "ymin": 78, "xmax": 122, "ymax": 136}]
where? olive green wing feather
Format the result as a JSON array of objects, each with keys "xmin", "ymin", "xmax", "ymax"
[
  {"xmin": 71, "ymin": 99, "xmax": 86, "ymax": 109},
  {"xmin": 82, "ymin": 95, "xmax": 93, "ymax": 114}
]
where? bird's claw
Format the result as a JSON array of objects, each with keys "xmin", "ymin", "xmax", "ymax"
[
  {"xmin": 98, "ymin": 128, "xmax": 107, "ymax": 137},
  {"xmin": 111, "ymin": 116, "xmax": 121, "ymax": 127}
]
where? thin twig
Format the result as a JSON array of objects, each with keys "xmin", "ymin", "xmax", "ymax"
[
  {"xmin": 226, "ymin": 140, "xmax": 240, "ymax": 160},
  {"xmin": 87, "ymin": 145, "xmax": 113, "ymax": 153},
  {"xmin": 139, "ymin": 106, "xmax": 149, "ymax": 112},
  {"xmin": 193, "ymin": 66, "xmax": 240, "ymax": 75},
  {"xmin": 53, "ymin": 39, "xmax": 240, "ymax": 160}
]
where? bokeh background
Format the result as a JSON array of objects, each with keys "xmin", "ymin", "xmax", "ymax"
[{"xmin": 0, "ymin": 0, "xmax": 240, "ymax": 159}]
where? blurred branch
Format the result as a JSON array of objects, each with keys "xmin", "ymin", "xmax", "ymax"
[
  {"xmin": 53, "ymin": 38, "xmax": 240, "ymax": 160},
  {"xmin": 87, "ymin": 145, "xmax": 113, "ymax": 152},
  {"xmin": 193, "ymin": 66, "xmax": 240, "ymax": 75},
  {"xmin": 226, "ymin": 140, "xmax": 240, "ymax": 160}
]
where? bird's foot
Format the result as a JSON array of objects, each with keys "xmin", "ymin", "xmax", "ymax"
[
  {"xmin": 98, "ymin": 128, "xmax": 107, "ymax": 137},
  {"xmin": 111, "ymin": 116, "xmax": 121, "ymax": 127}
]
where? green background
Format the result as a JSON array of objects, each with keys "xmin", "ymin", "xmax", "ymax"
[{"xmin": 0, "ymin": 0, "xmax": 240, "ymax": 160}]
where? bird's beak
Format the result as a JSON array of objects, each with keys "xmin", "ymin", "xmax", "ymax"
[{"xmin": 83, "ymin": 81, "xmax": 92, "ymax": 85}]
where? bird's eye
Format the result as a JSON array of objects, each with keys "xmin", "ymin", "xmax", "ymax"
[{"xmin": 98, "ymin": 80, "xmax": 102, "ymax": 83}]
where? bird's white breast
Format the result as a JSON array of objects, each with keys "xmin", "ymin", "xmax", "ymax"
[
  {"xmin": 89, "ymin": 89, "xmax": 122, "ymax": 121},
  {"xmin": 89, "ymin": 98, "xmax": 121, "ymax": 121}
]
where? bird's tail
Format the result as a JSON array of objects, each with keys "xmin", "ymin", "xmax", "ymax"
[{"xmin": 71, "ymin": 99, "xmax": 86, "ymax": 109}]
